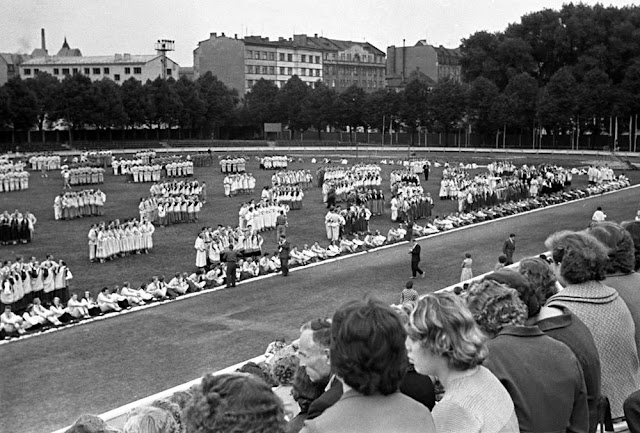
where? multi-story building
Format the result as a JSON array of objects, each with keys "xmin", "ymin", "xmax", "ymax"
[
  {"xmin": 18, "ymin": 38, "xmax": 179, "ymax": 84},
  {"xmin": 386, "ymin": 40, "xmax": 461, "ymax": 91},
  {"xmin": 193, "ymin": 32, "xmax": 385, "ymax": 94}
]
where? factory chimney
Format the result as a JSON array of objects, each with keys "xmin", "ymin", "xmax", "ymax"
[{"xmin": 41, "ymin": 28, "xmax": 46, "ymax": 50}]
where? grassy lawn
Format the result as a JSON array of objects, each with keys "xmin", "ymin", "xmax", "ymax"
[{"xmin": 3, "ymin": 149, "xmax": 638, "ymax": 298}]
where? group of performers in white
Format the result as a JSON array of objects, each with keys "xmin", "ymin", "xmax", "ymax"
[
  {"xmin": 54, "ymin": 190, "xmax": 106, "ymax": 220},
  {"xmin": 0, "ymin": 210, "xmax": 37, "ymax": 244},
  {"xmin": 271, "ymin": 169, "xmax": 314, "ymax": 189},
  {"xmin": 164, "ymin": 161, "xmax": 194, "ymax": 177},
  {"xmin": 319, "ymin": 164, "xmax": 383, "ymax": 205},
  {"xmin": 219, "ymin": 156, "xmax": 246, "ymax": 173},
  {"xmin": 28, "ymin": 154, "xmax": 61, "ymax": 171},
  {"xmin": 260, "ymin": 155, "xmax": 288, "ymax": 170},
  {"xmin": 88, "ymin": 219, "xmax": 155, "ymax": 263},
  {"xmin": 135, "ymin": 150, "xmax": 156, "ymax": 164},
  {"xmin": 271, "ymin": 187, "xmax": 305, "ymax": 210},
  {"xmin": 238, "ymin": 201, "xmax": 289, "ymax": 232},
  {"xmin": 111, "ymin": 158, "xmax": 144, "ymax": 175},
  {"xmin": 149, "ymin": 180, "xmax": 207, "ymax": 203},
  {"xmin": 62, "ymin": 167, "xmax": 105, "ymax": 185},
  {"xmin": 0, "ymin": 170, "xmax": 29, "ymax": 192},
  {"xmin": 390, "ymin": 191, "xmax": 434, "ymax": 222},
  {"xmin": 194, "ymin": 226, "xmax": 265, "ymax": 269},
  {"xmin": 224, "ymin": 173, "xmax": 256, "ymax": 196},
  {"xmin": 0, "ymin": 255, "xmax": 72, "ymax": 312},
  {"xmin": 587, "ymin": 165, "xmax": 616, "ymax": 184},
  {"xmin": 130, "ymin": 165, "xmax": 163, "ymax": 183},
  {"xmin": 138, "ymin": 196, "xmax": 203, "ymax": 226}
]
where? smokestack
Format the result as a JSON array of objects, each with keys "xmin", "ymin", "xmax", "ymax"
[{"xmin": 41, "ymin": 28, "xmax": 46, "ymax": 50}]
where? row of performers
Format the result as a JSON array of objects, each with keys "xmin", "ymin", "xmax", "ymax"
[
  {"xmin": 194, "ymin": 227, "xmax": 265, "ymax": 268},
  {"xmin": 138, "ymin": 196, "xmax": 203, "ymax": 226},
  {"xmin": 260, "ymin": 155, "xmax": 288, "ymax": 169},
  {"xmin": 238, "ymin": 201, "xmax": 289, "ymax": 232},
  {"xmin": 271, "ymin": 170, "xmax": 314, "ymax": 189},
  {"xmin": 0, "ymin": 171, "xmax": 29, "ymax": 192},
  {"xmin": 321, "ymin": 174, "xmax": 383, "ymax": 205},
  {"xmin": 223, "ymin": 174, "xmax": 256, "ymax": 196},
  {"xmin": 219, "ymin": 157, "xmax": 246, "ymax": 173},
  {"xmin": 389, "ymin": 170, "xmax": 421, "ymax": 187},
  {"xmin": 342, "ymin": 189, "xmax": 385, "ymax": 216},
  {"xmin": 63, "ymin": 167, "xmax": 105, "ymax": 185},
  {"xmin": 28, "ymin": 155, "xmax": 62, "ymax": 171},
  {"xmin": 111, "ymin": 158, "xmax": 144, "ymax": 175},
  {"xmin": 135, "ymin": 150, "xmax": 156, "ymax": 164},
  {"xmin": 317, "ymin": 164, "xmax": 382, "ymax": 186},
  {"xmin": 323, "ymin": 206, "xmax": 370, "ymax": 241},
  {"xmin": 390, "ymin": 190, "xmax": 435, "ymax": 222},
  {"xmin": 1, "ymin": 161, "xmax": 27, "ymax": 173},
  {"xmin": 88, "ymin": 219, "xmax": 155, "ymax": 263},
  {"xmin": 149, "ymin": 179, "xmax": 207, "ymax": 202},
  {"xmin": 0, "ymin": 257, "xmax": 72, "ymax": 311},
  {"xmin": 0, "ymin": 211, "xmax": 37, "ymax": 245},
  {"xmin": 54, "ymin": 190, "xmax": 106, "ymax": 220},
  {"xmin": 271, "ymin": 187, "xmax": 305, "ymax": 210}
]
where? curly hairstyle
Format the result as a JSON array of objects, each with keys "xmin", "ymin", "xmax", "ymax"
[
  {"xmin": 407, "ymin": 292, "xmax": 487, "ymax": 371},
  {"xmin": 621, "ymin": 220, "xmax": 640, "ymax": 271},
  {"xmin": 270, "ymin": 353, "xmax": 299, "ymax": 386},
  {"xmin": 465, "ymin": 280, "xmax": 528, "ymax": 336},
  {"xmin": 544, "ymin": 230, "xmax": 609, "ymax": 284},
  {"xmin": 484, "ymin": 269, "xmax": 539, "ymax": 317},
  {"xmin": 124, "ymin": 405, "xmax": 180, "ymax": 433},
  {"xmin": 183, "ymin": 373, "xmax": 286, "ymax": 433},
  {"xmin": 589, "ymin": 221, "xmax": 636, "ymax": 274},
  {"xmin": 151, "ymin": 399, "xmax": 184, "ymax": 433},
  {"xmin": 330, "ymin": 297, "xmax": 407, "ymax": 396},
  {"xmin": 290, "ymin": 366, "xmax": 325, "ymax": 414},
  {"xmin": 518, "ymin": 257, "xmax": 558, "ymax": 307},
  {"xmin": 299, "ymin": 318, "xmax": 332, "ymax": 349},
  {"xmin": 235, "ymin": 362, "xmax": 277, "ymax": 387}
]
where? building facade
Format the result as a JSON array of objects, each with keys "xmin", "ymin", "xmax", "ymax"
[
  {"xmin": 18, "ymin": 38, "xmax": 179, "ymax": 84},
  {"xmin": 386, "ymin": 40, "xmax": 461, "ymax": 91},
  {"xmin": 194, "ymin": 32, "xmax": 385, "ymax": 95}
]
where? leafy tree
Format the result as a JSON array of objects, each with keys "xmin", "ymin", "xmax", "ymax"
[
  {"xmin": 121, "ymin": 77, "xmax": 149, "ymax": 128},
  {"xmin": 276, "ymin": 75, "xmax": 310, "ymax": 135},
  {"xmin": 466, "ymin": 77, "xmax": 500, "ymax": 138},
  {"xmin": 91, "ymin": 78, "xmax": 127, "ymax": 141},
  {"xmin": 502, "ymin": 73, "xmax": 539, "ymax": 131},
  {"xmin": 3, "ymin": 77, "xmax": 38, "ymax": 133},
  {"xmin": 0, "ymin": 86, "xmax": 13, "ymax": 130},
  {"xmin": 427, "ymin": 78, "xmax": 466, "ymax": 143},
  {"xmin": 25, "ymin": 72, "xmax": 61, "ymax": 142},
  {"xmin": 334, "ymin": 85, "xmax": 367, "ymax": 141},
  {"xmin": 58, "ymin": 73, "xmax": 97, "ymax": 143},
  {"xmin": 537, "ymin": 67, "xmax": 578, "ymax": 144},
  {"xmin": 197, "ymin": 72, "xmax": 237, "ymax": 138},
  {"xmin": 301, "ymin": 81, "xmax": 337, "ymax": 138},
  {"xmin": 175, "ymin": 76, "xmax": 205, "ymax": 138},
  {"xmin": 146, "ymin": 77, "xmax": 182, "ymax": 139},
  {"xmin": 363, "ymin": 87, "xmax": 399, "ymax": 132},
  {"xmin": 244, "ymin": 78, "xmax": 282, "ymax": 134},
  {"xmin": 398, "ymin": 79, "xmax": 430, "ymax": 143}
]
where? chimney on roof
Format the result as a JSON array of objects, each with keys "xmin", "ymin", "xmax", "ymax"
[
  {"xmin": 124, "ymin": 53, "xmax": 131, "ymax": 61},
  {"xmin": 314, "ymin": 33, "xmax": 318, "ymax": 38},
  {"xmin": 115, "ymin": 53, "xmax": 122, "ymax": 61},
  {"xmin": 211, "ymin": 32, "xmax": 217, "ymax": 38},
  {"xmin": 279, "ymin": 37, "xmax": 284, "ymax": 41},
  {"xmin": 234, "ymin": 34, "xmax": 237, "ymax": 39},
  {"xmin": 41, "ymin": 28, "xmax": 46, "ymax": 50},
  {"xmin": 221, "ymin": 32, "xmax": 225, "ymax": 37}
]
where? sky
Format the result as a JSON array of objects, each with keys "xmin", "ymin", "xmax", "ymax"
[{"xmin": 2, "ymin": 0, "xmax": 639, "ymax": 67}]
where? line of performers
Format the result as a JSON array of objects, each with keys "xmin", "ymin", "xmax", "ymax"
[
  {"xmin": 271, "ymin": 169, "xmax": 314, "ymax": 189},
  {"xmin": 390, "ymin": 187, "xmax": 434, "ymax": 222},
  {"xmin": 260, "ymin": 155, "xmax": 288, "ymax": 169},
  {"xmin": 164, "ymin": 161, "xmax": 194, "ymax": 177},
  {"xmin": 0, "ymin": 211, "xmax": 37, "ymax": 245},
  {"xmin": 130, "ymin": 165, "xmax": 163, "ymax": 183},
  {"xmin": 238, "ymin": 200, "xmax": 289, "ymax": 232},
  {"xmin": 149, "ymin": 179, "xmax": 207, "ymax": 203},
  {"xmin": 271, "ymin": 186, "xmax": 305, "ymax": 210},
  {"xmin": 219, "ymin": 156, "xmax": 246, "ymax": 173},
  {"xmin": 0, "ymin": 256, "xmax": 72, "ymax": 312},
  {"xmin": 28, "ymin": 154, "xmax": 62, "ymax": 171},
  {"xmin": 138, "ymin": 196, "xmax": 203, "ymax": 226},
  {"xmin": 224, "ymin": 173, "xmax": 256, "ymax": 196},
  {"xmin": 194, "ymin": 226, "xmax": 265, "ymax": 269},
  {"xmin": 0, "ymin": 170, "xmax": 29, "ymax": 192},
  {"xmin": 63, "ymin": 167, "xmax": 105, "ymax": 185},
  {"xmin": 135, "ymin": 150, "xmax": 156, "ymax": 164},
  {"xmin": 54, "ymin": 189, "xmax": 106, "ymax": 220},
  {"xmin": 111, "ymin": 158, "xmax": 144, "ymax": 175},
  {"xmin": 587, "ymin": 165, "xmax": 616, "ymax": 184},
  {"xmin": 390, "ymin": 170, "xmax": 421, "ymax": 188},
  {"xmin": 88, "ymin": 219, "xmax": 155, "ymax": 263}
]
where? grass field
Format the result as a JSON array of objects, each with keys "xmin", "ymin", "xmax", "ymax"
[{"xmin": 3, "ymin": 149, "xmax": 636, "ymax": 297}]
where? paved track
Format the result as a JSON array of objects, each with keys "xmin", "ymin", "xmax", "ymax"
[{"xmin": 2, "ymin": 185, "xmax": 638, "ymax": 433}]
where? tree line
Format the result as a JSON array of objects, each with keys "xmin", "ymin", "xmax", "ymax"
[{"xmin": 3, "ymin": 3, "xmax": 640, "ymax": 148}]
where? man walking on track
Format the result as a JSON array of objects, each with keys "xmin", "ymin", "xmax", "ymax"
[
  {"xmin": 279, "ymin": 235, "xmax": 291, "ymax": 277},
  {"xmin": 409, "ymin": 239, "xmax": 425, "ymax": 279},
  {"xmin": 223, "ymin": 244, "xmax": 238, "ymax": 287},
  {"xmin": 502, "ymin": 233, "xmax": 516, "ymax": 265},
  {"xmin": 276, "ymin": 211, "xmax": 288, "ymax": 241}
]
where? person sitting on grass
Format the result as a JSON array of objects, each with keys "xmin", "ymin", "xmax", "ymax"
[
  {"xmin": 259, "ymin": 253, "xmax": 276, "ymax": 275},
  {"xmin": 339, "ymin": 236, "xmax": 357, "ymax": 254},
  {"xmin": 387, "ymin": 225, "xmax": 406, "ymax": 243},
  {"xmin": 326, "ymin": 241, "xmax": 341, "ymax": 258},
  {"xmin": 49, "ymin": 296, "xmax": 74, "ymax": 323},
  {"xmin": 32, "ymin": 297, "xmax": 62, "ymax": 326},
  {"xmin": 167, "ymin": 272, "xmax": 189, "ymax": 296},
  {"xmin": 81, "ymin": 291, "xmax": 102, "ymax": 316},
  {"xmin": 351, "ymin": 234, "xmax": 366, "ymax": 251},
  {"xmin": 22, "ymin": 304, "xmax": 47, "ymax": 330},
  {"xmin": 1, "ymin": 305, "xmax": 27, "ymax": 335},
  {"xmin": 120, "ymin": 282, "xmax": 148, "ymax": 306},
  {"xmin": 205, "ymin": 265, "xmax": 225, "ymax": 287},
  {"xmin": 311, "ymin": 242, "xmax": 328, "ymax": 260},
  {"xmin": 111, "ymin": 287, "xmax": 131, "ymax": 310},
  {"xmin": 97, "ymin": 287, "xmax": 122, "ymax": 313},
  {"xmin": 145, "ymin": 276, "xmax": 167, "ymax": 300},
  {"xmin": 186, "ymin": 271, "xmax": 207, "ymax": 292},
  {"xmin": 290, "ymin": 246, "xmax": 310, "ymax": 267},
  {"xmin": 301, "ymin": 244, "xmax": 320, "ymax": 262}
]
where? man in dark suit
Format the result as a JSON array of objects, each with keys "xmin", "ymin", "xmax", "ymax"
[
  {"xmin": 502, "ymin": 233, "xmax": 516, "ymax": 265},
  {"xmin": 222, "ymin": 244, "xmax": 238, "ymax": 287},
  {"xmin": 279, "ymin": 235, "xmax": 291, "ymax": 276},
  {"xmin": 409, "ymin": 239, "xmax": 424, "ymax": 278}
]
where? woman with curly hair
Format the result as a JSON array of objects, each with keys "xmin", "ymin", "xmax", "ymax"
[
  {"xmin": 518, "ymin": 257, "xmax": 601, "ymax": 433},
  {"xmin": 183, "ymin": 372, "xmax": 286, "ymax": 433},
  {"xmin": 545, "ymin": 229, "xmax": 640, "ymax": 420},
  {"xmin": 406, "ymin": 292, "xmax": 517, "ymax": 433},
  {"xmin": 466, "ymin": 279, "xmax": 588, "ymax": 433}
]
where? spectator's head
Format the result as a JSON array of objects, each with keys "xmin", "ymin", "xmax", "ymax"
[
  {"xmin": 589, "ymin": 221, "xmax": 636, "ymax": 274},
  {"xmin": 123, "ymin": 405, "xmax": 180, "ymax": 433},
  {"xmin": 330, "ymin": 297, "xmax": 407, "ymax": 396},
  {"xmin": 518, "ymin": 257, "xmax": 558, "ymax": 307},
  {"xmin": 183, "ymin": 373, "xmax": 286, "ymax": 433},
  {"xmin": 621, "ymin": 220, "xmax": 640, "ymax": 271},
  {"xmin": 270, "ymin": 353, "xmax": 299, "ymax": 386},
  {"xmin": 465, "ymin": 252, "xmax": 471, "ymax": 259},
  {"xmin": 484, "ymin": 269, "xmax": 539, "ymax": 317},
  {"xmin": 545, "ymin": 230, "xmax": 609, "ymax": 285},
  {"xmin": 465, "ymin": 279, "xmax": 528, "ymax": 336},
  {"xmin": 298, "ymin": 318, "xmax": 332, "ymax": 383},
  {"xmin": 290, "ymin": 366, "xmax": 325, "ymax": 415},
  {"xmin": 236, "ymin": 361, "xmax": 275, "ymax": 387},
  {"xmin": 64, "ymin": 414, "xmax": 119, "ymax": 433},
  {"xmin": 497, "ymin": 254, "xmax": 507, "ymax": 264},
  {"xmin": 406, "ymin": 292, "xmax": 487, "ymax": 374}
]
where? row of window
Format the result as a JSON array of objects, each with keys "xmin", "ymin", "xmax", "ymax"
[
  {"xmin": 245, "ymin": 50, "xmax": 322, "ymax": 64},
  {"xmin": 246, "ymin": 65, "xmax": 321, "ymax": 77},
  {"xmin": 325, "ymin": 66, "xmax": 385, "ymax": 77},
  {"xmin": 22, "ymin": 66, "xmax": 146, "ymax": 77},
  {"xmin": 336, "ymin": 79, "xmax": 384, "ymax": 89},
  {"xmin": 246, "ymin": 79, "xmax": 320, "ymax": 89}
]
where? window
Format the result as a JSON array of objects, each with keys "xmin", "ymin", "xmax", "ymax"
[
  {"xmin": 300, "ymin": 68, "xmax": 306, "ymax": 76},
  {"xmin": 315, "ymin": 56, "xmax": 320, "ymax": 64},
  {"xmin": 103, "ymin": 67, "xmax": 110, "ymax": 74},
  {"xmin": 62, "ymin": 68, "xmax": 70, "ymax": 75},
  {"xmin": 268, "ymin": 52, "xmax": 275, "ymax": 60},
  {"xmin": 280, "ymin": 80, "xmax": 286, "ymax": 87},
  {"xmin": 301, "ymin": 54, "xmax": 306, "ymax": 63},
  {"xmin": 316, "ymin": 69, "xmax": 321, "ymax": 77},
  {"xmin": 280, "ymin": 67, "xmax": 285, "ymax": 75},
  {"xmin": 247, "ymin": 80, "xmax": 254, "ymax": 89},
  {"xmin": 340, "ymin": 54, "xmax": 345, "ymax": 60},
  {"xmin": 24, "ymin": 68, "xmax": 31, "ymax": 75},
  {"xmin": 261, "ymin": 52, "xmax": 267, "ymax": 60},
  {"xmin": 287, "ymin": 67, "xmax": 292, "ymax": 75},
  {"xmin": 246, "ymin": 50, "xmax": 252, "ymax": 58},
  {"xmin": 246, "ymin": 65, "xmax": 253, "ymax": 74},
  {"xmin": 134, "ymin": 67, "xmax": 142, "ymax": 74},
  {"xmin": 254, "ymin": 51, "xmax": 260, "ymax": 59},
  {"xmin": 114, "ymin": 74, "xmax": 120, "ymax": 81},
  {"xmin": 84, "ymin": 67, "xmax": 90, "ymax": 74},
  {"xmin": 347, "ymin": 54, "xmax": 351, "ymax": 61},
  {"xmin": 166, "ymin": 69, "xmax": 172, "ymax": 76},
  {"xmin": 279, "ymin": 53, "xmax": 285, "ymax": 61},
  {"xmin": 34, "ymin": 68, "xmax": 39, "ymax": 74},
  {"xmin": 53, "ymin": 68, "xmax": 59, "ymax": 75},
  {"xmin": 262, "ymin": 66, "xmax": 268, "ymax": 74},
  {"xmin": 93, "ymin": 67, "xmax": 100, "ymax": 74},
  {"xmin": 269, "ymin": 66, "xmax": 275, "ymax": 75},
  {"xmin": 287, "ymin": 54, "xmax": 293, "ymax": 62},
  {"xmin": 72, "ymin": 68, "xmax": 78, "ymax": 74}
]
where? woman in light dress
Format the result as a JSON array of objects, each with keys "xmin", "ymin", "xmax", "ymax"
[{"xmin": 460, "ymin": 252, "xmax": 473, "ymax": 282}]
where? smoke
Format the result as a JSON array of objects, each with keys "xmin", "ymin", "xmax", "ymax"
[{"xmin": 17, "ymin": 35, "xmax": 32, "ymax": 54}]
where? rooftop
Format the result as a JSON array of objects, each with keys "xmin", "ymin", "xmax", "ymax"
[{"xmin": 22, "ymin": 54, "xmax": 162, "ymax": 66}]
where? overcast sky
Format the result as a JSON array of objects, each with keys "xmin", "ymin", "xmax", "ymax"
[{"xmin": 2, "ymin": 0, "xmax": 638, "ymax": 66}]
